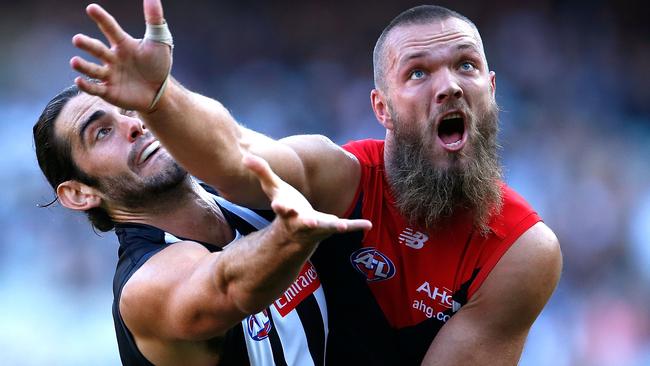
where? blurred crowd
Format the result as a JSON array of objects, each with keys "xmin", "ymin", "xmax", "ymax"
[{"xmin": 1, "ymin": 0, "xmax": 648, "ymax": 365}]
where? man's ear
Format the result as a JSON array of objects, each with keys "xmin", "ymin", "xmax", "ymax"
[
  {"xmin": 57, "ymin": 180, "xmax": 102, "ymax": 211},
  {"xmin": 489, "ymin": 71, "xmax": 496, "ymax": 98},
  {"xmin": 371, "ymin": 89, "xmax": 394, "ymax": 130}
]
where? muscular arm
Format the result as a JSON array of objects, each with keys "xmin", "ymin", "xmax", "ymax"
[
  {"xmin": 121, "ymin": 154, "xmax": 370, "ymax": 346},
  {"xmin": 120, "ymin": 227, "xmax": 316, "ymax": 365},
  {"xmin": 123, "ymin": 220, "xmax": 317, "ymax": 341},
  {"xmin": 142, "ymin": 82, "xmax": 359, "ymax": 214},
  {"xmin": 421, "ymin": 222, "xmax": 562, "ymax": 365},
  {"xmin": 71, "ymin": 0, "xmax": 359, "ymax": 215}
]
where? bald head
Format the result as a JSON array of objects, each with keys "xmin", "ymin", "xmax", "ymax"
[{"xmin": 373, "ymin": 5, "xmax": 481, "ymax": 92}]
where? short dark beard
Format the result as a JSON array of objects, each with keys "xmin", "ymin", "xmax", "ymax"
[
  {"xmin": 385, "ymin": 100, "xmax": 502, "ymax": 234},
  {"xmin": 97, "ymin": 159, "xmax": 188, "ymax": 214}
]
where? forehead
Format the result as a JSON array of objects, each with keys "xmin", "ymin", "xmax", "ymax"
[
  {"xmin": 385, "ymin": 17, "xmax": 485, "ymax": 63},
  {"xmin": 53, "ymin": 93, "xmax": 110, "ymax": 144}
]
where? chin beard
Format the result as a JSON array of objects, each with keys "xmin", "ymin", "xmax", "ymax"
[
  {"xmin": 385, "ymin": 101, "xmax": 503, "ymax": 234},
  {"xmin": 97, "ymin": 160, "xmax": 189, "ymax": 212}
]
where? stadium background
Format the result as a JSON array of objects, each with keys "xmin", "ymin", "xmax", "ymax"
[{"xmin": 1, "ymin": 0, "xmax": 648, "ymax": 364}]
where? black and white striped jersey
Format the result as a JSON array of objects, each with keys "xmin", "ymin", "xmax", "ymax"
[{"xmin": 112, "ymin": 192, "xmax": 328, "ymax": 365}]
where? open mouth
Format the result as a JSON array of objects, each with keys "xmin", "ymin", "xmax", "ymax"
[
  {"xmin": 138, "ymin": 140, "xmax": 161, "ymax": 165},
  {"xmin": 437, "ymin": 112, "xmax": 467, "ymax": 151}
]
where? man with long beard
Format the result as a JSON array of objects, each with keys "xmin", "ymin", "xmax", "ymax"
[{"xmin": 70, "ymin": 1, "xmax": 562, "ymax": 364}]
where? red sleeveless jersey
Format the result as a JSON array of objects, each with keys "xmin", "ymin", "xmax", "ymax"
[
  {"xmin": 311, "ymin": 139, "xmax": 541, "ymax": 365},
  {"xmin": 343, "ymin": 138, "xmax": 540, "ymax": 328}
]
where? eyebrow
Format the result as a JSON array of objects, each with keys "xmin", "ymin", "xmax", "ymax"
[
  {"xmin": 78, "ymin": 110, "xmax": 106, "ymax": 145},
  {"xmin": 456, "ymin": 43, "xmax": 481, "ymax": 54},
  {"xmin": 398, "ymin": 51, "xmax": 428, "ymax": 69},
  {"xmin": 398, "ymin": 42, "xmax": 482, "ymax": 68}
]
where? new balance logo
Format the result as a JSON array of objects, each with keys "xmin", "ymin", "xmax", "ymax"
[{"xmin": 399, "ymin": 228, "xmax": 429, "ymax": 249}]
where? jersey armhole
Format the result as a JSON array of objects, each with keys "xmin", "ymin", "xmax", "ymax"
[
  {"xmin": 341, "ymin": 142, "xmax": 371, "ymax": 219},
  {"xmin": 466, "ymin": 212, "xmax": 542, "ymax": 299},
  {"xmin": 341, "ymin": 163, "xmax": 365, "ymax": 219}
]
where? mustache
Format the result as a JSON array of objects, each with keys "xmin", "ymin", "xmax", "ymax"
[{"xmin": 437, "ymin": 100, "xmax": 470, "ymax": 115}]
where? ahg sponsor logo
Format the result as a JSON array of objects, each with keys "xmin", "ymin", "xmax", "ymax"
[
  {"xmin": 416, "ymin": 281, "xmax": 461, "ymax": 311},
  {"xmin": 350, "ymin": 247, "xmax": 396, "ymax": 282},
  {"xmin": 273, "ymin": 261, "xmax": 320, "ymax": 317},
  {"xmin": 412, "ymin": 299, "xmax": 451, "ymax": 323},
  {"xmin": 246, "ymin": 309, "xmax": 272, "ymax": 341},
  {"xmin": 398, "ymin": 228, "xmax": 429, "ymax": 249}
]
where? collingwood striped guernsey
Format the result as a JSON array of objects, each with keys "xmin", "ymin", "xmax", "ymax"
[{"xmin": 112, "ymin": 191, "xmax": 328, "ymax": 365}]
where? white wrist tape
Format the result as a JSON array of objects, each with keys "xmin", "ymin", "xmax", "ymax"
[{"xmin": 144, "ymin": 21, "xmax": 174, "ymax": 110}]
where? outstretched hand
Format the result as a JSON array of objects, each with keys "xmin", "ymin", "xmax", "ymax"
[
  {"xmin": 242, "ymin": 154, "xmax": 372, "ymax": 245},
  {"xmin": 70, "ymin": 0, "xmax": 172, "ymax": 111}
]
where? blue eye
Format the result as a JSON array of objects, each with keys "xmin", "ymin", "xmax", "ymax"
[
  {"xmin": 96, "ymin": 127, "xmax": 111, "ymax": 140},
  {"xmin": 460, "ymin": 62, "xmax": 475, "ymax": 71},
  {"xmin": 409, "ymin": 70, "xmax": 426, "ymax": 80}
]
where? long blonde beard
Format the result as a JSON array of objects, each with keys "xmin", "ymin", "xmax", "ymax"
[{"xmin": 385, "ymin": 100, "xmax": 502, "ymax": 234}]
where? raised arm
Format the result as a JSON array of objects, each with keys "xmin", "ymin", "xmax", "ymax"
[
  {"xmin": 143, "ymin": 81, "xmax": 360, "ymax": 214},
  {"xmin": 120, "ymin": 154, "xmax": 371, "ymax": 362},
  {"xmin": 71, "ymin": 0, "xmax": 359, "ymax": 215},
  {"xmin": 420, "ymin": 222, "xmax": 562, "ymax": 366}
]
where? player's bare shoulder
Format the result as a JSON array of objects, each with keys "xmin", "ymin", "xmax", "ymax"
[
  {"xmin": 516, "ymin": 222, "xmax": 562, "ymax": 282},
  {"xmin": 476, "ymin": 222, "xmax": 561, "ymax": 329},
  {"xmin": 119, "ymin": 241, "xmax": 213, "ymax": 338},
  {"xmin": 279, "ymin": 134, "xmax": 361, "ymax": 215}
]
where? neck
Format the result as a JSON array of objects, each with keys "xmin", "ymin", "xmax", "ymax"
[{"xmin": 110, "ymin": 177, "xmax": 234, "ymax": 247}]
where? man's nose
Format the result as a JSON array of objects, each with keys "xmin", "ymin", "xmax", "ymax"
[
  {"xmin": 124, "ymin": 117, "xmax": 146, "ymax": 142},
  {"xmin": 434, "ymin": 69, "xmax": 463, "ymax": 104}
]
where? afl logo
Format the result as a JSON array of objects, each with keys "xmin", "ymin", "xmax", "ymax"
[
  {"xmin": 350, "ymin": 247, "xmax": 396, "ymax": 282},
  {"xmin": 246, "ymin": 309, "xmax": 272, "ymax": 341}
]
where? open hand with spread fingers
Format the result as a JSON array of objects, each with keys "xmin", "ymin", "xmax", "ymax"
[
  {"xmin": 70, "ymin": 0, "xmax": 173, "ymax": 112},
  {"xmin": 243, "ymin": 153, "xmax": 372, "ymax": 245}
]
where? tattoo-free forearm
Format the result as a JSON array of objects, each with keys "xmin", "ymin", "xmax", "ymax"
[
  {"xmin": 212, "ymin": 218, "xmax": 319, "ymax": 315},
  {"xmin": 141, "ymin": 80, "xmax": 262, "ymax": 200}
]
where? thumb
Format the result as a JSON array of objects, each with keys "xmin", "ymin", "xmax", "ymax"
[
  {"xmin": 143, "ymin": 0, "xmax": 165, "ymax": 25},
  {"xmin": 242, "ymin": 153, "xmax": 280, "ymax": 197}
]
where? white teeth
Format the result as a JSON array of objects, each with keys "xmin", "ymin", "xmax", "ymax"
[
  {"xmin": 445, "ymin": 140, "xmax": 463, "ymax": 147},
  {"xmin": 139, "ymin": 141, "xmax": 160, "ymax": 164},
  {"xmin": 442, "ymin": 113, "xmax": 462, "ymax": 120}
]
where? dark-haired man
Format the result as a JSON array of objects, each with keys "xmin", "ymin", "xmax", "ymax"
[
  {"xmin": 33, "ymin": 85, "xmax": 371, "ymax": 365},
  {"xmin": 70, "ymin": 1, "xmax": 562, "ymax": 364}
]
